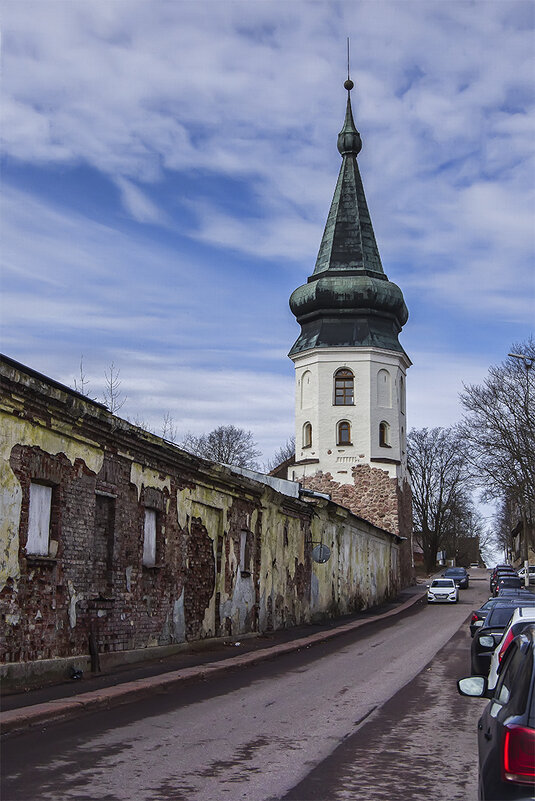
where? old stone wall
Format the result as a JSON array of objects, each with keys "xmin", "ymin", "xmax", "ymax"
[
  {"xmin": 301, "ymin": 464, "xmax": 414, "ymax": 585},
  {"xmin": 1, "ymin": 355, "xmax": 402, "ymax": 672}
]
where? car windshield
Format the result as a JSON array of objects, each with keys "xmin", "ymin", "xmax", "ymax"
[
  {"xmin": 445, "ymin": 569, "xmax": 465, "ymax": 575},
  {"xmin": 432, "ymin": 580, "xmax": 453, "ymax": 588},
  {"xmin": 487, "ymin": 605, "xmax": 535, "ymax": 627},
  {"xmin": 485, "ymin": 607, "xmax": 516, "ymax": 627},
  {"xmin": 499, "ymin": 578, "xmax": 521, "ymax": 586}
]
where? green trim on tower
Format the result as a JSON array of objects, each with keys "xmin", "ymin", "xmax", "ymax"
[{"xmin": 289, "ymin": 82, "xmax": 408, "ymax": 357}]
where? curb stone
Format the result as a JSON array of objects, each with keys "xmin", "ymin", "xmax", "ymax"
[{"xmin": 1, "ymin": 589, "xmax": 425, "ymax": 736}]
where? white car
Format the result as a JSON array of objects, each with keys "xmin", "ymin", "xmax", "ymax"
[
  {"xmin": 486, "ymin": 606, "xmax": 535, "ymax": 690},
  {"xmin": 517, "ymin": 565, "xmax": 535, "ymax": 585},
  {"xmin": 427, "ymin": 578, "xmax": 459, "ymax": 604}
]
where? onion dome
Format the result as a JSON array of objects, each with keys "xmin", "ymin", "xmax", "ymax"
[{"xmin": 289, "ymin": 80, "xmax": 408, "ymax": 356}]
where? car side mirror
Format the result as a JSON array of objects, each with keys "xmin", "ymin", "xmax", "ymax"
[
  {"xmin": 457, "ymin": 676, "xmax": 490, "ymax": 698},
  {"xmin": 426, "ymin": 584, "xmax": 430, "ymax": 589},
  {"xmin": 479, "ymin": 635, "xmax": 495, "ymax": 649}
]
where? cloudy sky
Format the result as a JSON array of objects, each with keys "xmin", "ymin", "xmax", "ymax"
[{"xmin": 2, "ymin": 0, "xmax": 534, "ymax": 469}]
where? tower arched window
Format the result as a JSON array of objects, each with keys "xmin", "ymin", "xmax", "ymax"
[
  {"xmin": 379, "ymin": 421, "xmax": 391, "ymax": 448},
  {"xmin": 337, "ymin": 420, "xmax": 352, "ymax": 446},
  {"xmin": 303, "ymin": 422, "xmax": 312, "ymax": 448},
  {"xmin": 334, "ymin": 368, "xmax": 354, "ymax": 405}
]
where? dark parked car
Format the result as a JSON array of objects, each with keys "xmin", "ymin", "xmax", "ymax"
[
  {"xmin": 442, "ymin": 566, "xmax": 470, "ymax": 589},
  {"xmin": 458, "ymin": 624, "xmax": 535, "ymax": 799},
  {"xmin": 491, "ymin": 567, "xmax": 518, "ymax": 593},
  {"xmin": 471, "ymin": 601, "xmax": 535, "ymax": 675},
  {"xmin": 494, "ymin": 577, "xmax": 524, "ymax": 597},
  {"xmin": 470, "ymin": 598, "xmax": 515, "ymax": 637},
  {"xmin": 471, "ymin": 593, "xmax": 535, "ymax": 637}
]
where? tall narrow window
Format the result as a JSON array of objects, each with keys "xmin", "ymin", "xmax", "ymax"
[
  {"xmin": 337, "ymin": 421, "xmax": 352, "ymax": 445},
  {"xmin": 143, "ymin": 508, "xmax": 157, "ymax": 567},
  {"xmin": 377, "ymin": 369, "xmax": 392, "ymax": 408},
  {"xmin": 27, "ymin": 483, "xmax": 52, "ymax": 555},
  {"xmin": 303, "ymin": 422, "xmax": 312, "ymax": 448},
  {"xmin": 239, "ymin": 529, "xmax": 251, "ymax": 575},
  {"xmin": 334, "ymin": 368, "xmax": 354, "ymax": 405},
  {"xmin": 379, "ymin": 421, "xmax": 390, "ymax": 447}
]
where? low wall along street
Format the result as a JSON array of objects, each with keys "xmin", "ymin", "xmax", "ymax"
[{"xmin": 0, "ymin": 354, "xmax": 404, "ymax": 686}]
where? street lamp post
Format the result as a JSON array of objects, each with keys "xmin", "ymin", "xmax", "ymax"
[{"xmin": 508, "ymin": 352, "xmax": 533, "ymax": 586}]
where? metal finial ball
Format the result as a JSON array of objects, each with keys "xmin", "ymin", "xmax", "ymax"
[{"xmin": 344, "ymin": 79, "xmax": 354, "ymax": 91}]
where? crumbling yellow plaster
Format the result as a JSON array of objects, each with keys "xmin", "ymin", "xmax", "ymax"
[
  {"xmin": 130, "ymin": 464, "xmax": 171, "ymax": 501},
  {"xmin": 0, "ymin": 412, "xmax": 104, "ymax": 591}
]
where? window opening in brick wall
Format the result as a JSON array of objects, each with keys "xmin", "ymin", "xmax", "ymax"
[
  {"xmin": 143, "ymin": 508, "xmax": 157, "ymax": 567},
  {"xmin": 94, "ymin": 493, "xmax": 116, "ymax": 590},
  {"xmin": 302, "ymin": 422, "xmax": 312, "ymax": 448},
  {"xmin": 239, "ymin": 529, "xmax": 251, "ymax": 575},
  {"xmin": 27, "ymin": 483, "xmax": 52, "ymax": 555}
]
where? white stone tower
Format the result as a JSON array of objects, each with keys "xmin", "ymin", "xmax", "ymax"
[{"xmin": 287, "ymin": 78, "xmax": 411, "ymax": 490}]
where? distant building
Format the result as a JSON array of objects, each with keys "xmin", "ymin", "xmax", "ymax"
[{"xmin": 285, "ymin": 79, "xmax": 413, "ymax": 582}]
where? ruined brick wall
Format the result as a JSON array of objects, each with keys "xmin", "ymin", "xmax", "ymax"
[{"xmin": 1, "ymin": 355, "xmax": 403, "ymax": 670}]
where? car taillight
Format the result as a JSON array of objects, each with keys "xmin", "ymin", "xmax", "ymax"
[
  {"xmin": 471, "ymin": 613, "xmax": 479, "ymax": 623},
  {"xmin": 503, "ymin": 725, "xmax": 535, "ymax": 783},
  {"xmin": 498, "ymin": 630, "xmax": 514, "ymax": 662}
]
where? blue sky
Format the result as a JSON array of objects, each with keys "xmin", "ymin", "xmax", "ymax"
[{"xmin": 2, "ymin": 0, "xmax": 534, "ymax": 469}]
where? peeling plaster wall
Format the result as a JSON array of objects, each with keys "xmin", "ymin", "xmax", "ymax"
[
  {"xmin": 1, "ymin": 356, "xmax": 400, "ymax": 669},
  {"xmin": 0, "ymin": 411, "xmax": 103, "ymax": 591}
]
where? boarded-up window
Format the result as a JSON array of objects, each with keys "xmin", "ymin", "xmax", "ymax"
[
  {"xmin": 143, "ymin": 508, "xmax": 157, "ymax": 567},
  {"xmin": 27, "ymin": 483, "xmax": 52, "ymax": 555}
]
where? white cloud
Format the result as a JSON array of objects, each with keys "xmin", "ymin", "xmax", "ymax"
[
  {"xmin": 1, "ymin": 0, "xmax": 534, "ymax": 465},
  {"xmin": 115, "ymin": 177, "xmax": 165, "ymax": 223}
]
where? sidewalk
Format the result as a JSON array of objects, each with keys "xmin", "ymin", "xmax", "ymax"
[{"xmin": 1, "ymin": 584, "xmax": 426, "ymax": 736}]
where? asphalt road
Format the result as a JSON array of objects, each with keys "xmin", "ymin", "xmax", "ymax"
[{"xmin": 2, "ymin": 574, "xmax": 490, "ymax": 801}]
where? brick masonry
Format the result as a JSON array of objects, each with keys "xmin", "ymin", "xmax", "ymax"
[{"xmin": 1, "ymin": 355, "xmax": 406, "ymax": 672}]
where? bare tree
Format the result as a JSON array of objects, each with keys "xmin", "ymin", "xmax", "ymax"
[
  {"xmin": 181, "ymin": 425, "xmax": 261, "ymax": 469},
  {"xmin": 408, "ymin": 427, "xmax": 473, "ymax": 573},
  {"xmin": 161, "ymin": 411, "xmax": 178, "ymax": 443},
  {"xmin": 459, "ymin": 339, "xmax": 535, "ymax": 557},
  {"xmin": 102, "ymin": 362, "xmax": 126, "ymax": 414},
  {"xmin": 266, "ymin": 436, "xmax": 295, "ymax": 472},
  {"xmin": 72, "ymin": 355, "xmax": 93, "ymax": 398}
]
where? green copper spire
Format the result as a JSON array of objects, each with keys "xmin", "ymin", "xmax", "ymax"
[
  {"xmin": 314, "ymin": 79, "xmax": 383, "ymax": 279},
  {"xmin": 289, "ymin": 79, "xmax": 408, "ymax": 356}
]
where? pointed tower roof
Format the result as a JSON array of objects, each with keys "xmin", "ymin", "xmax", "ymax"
[{"xmin": 289, "ymin": 79, "xmax": 408, "ymax": 357}]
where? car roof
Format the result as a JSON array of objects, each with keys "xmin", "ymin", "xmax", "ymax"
[{"xmin": 510, "ymin": 607, "xmax": 535, "ymax": 621}]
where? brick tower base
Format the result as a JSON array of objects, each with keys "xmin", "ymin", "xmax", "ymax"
[{"xmin": 301, "ymin": 464, "xmax": 414, "ymax": 587}]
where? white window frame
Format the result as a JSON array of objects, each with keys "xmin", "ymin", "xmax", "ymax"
[
  {"xmin": 143, "ymin": 508, "xmax": 157, "ymax": 567},
  {"xmin": 27, "ymin": 483, "xmax": 52, "ymax": 556}
]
